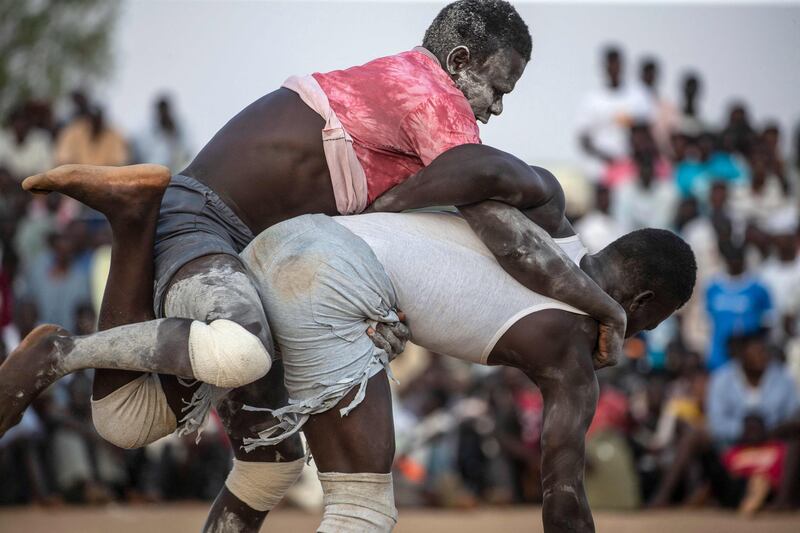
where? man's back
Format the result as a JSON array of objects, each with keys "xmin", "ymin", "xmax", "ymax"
[{"xmin": 334, "ymin": 211, "xmax": 587, "ymax": 362}]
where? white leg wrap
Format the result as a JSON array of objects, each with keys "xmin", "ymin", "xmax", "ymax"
[
  {"xmin": 317, "ymin": 472, "xmax": 398, "ymax": 533},
  {"xmin": 188, "ymin": 319, "xmax": 271, "ymax": 387},
  {"xmin": 224, "ymin": 457, "xmax": 306, "ymax": 512},
  {"xmin": 91, "ymin": 373, "xmax": 177, "ymax": 449}
]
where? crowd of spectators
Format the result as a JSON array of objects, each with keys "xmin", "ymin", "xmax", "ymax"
[
  {"xmin": 0, "ymin": 91, "xmax": 208, "ymax": 506},
  {"xmin": 1, "ymin": 44, "xmax": 799, "ymax": 517},
  {"xmin": 390, "ymin": 45, "xmax": 800, "ymax": 516}
]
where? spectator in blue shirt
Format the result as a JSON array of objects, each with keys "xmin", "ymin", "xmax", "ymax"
[
  {"xmin": 705, "ymin": 244, "xmax": 772, "ymax": 370},
  {"xmin": 707, "ymin": 331, "xmax": 800, "ymax": 447}
]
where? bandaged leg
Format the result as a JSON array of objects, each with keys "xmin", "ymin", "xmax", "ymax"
[
  {"xmin": 317, "ymin": 472, "xmax": 398, "ymax": 533},
  {"xmin": 224, "ymin": 456, "xmax": 306, "ymax": 512},
  {"xmin": 188, "ymin": 319, "xmax": 271, "ymax": 387},
  {"xmin": 91, "ymin": 373, "xmax": 176, "ymax": 449},
  {"xmin": 56, "ymin": 317, "xmax": 269, "ymax": 388}
]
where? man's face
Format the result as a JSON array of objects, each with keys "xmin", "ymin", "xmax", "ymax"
[
  {"xmin": 625, "ymin": 296, "xmax": 679, "ymax": 338},
  {"xmin": 449, "ymin": 48, "xmax": 527, "ymax": 124}
]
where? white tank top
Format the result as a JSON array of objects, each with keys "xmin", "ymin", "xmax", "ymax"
[{"xmin": 334, "ymin": 211, "xmax": 587, "ymax": 364}]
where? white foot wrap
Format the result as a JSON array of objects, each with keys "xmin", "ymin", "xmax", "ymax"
[
  {"xmin": 317, "ymin": 472, "xmax": 397, "ymax": 532},
  {"xmin": 188, "ymin": 319, "xmax": 271, "ymax": 387},
  {"xmin": 224, "ymin": 456, "xmax": 306, "ymax": 512},
  {"xmin": 91, "ymin": 373, "xmax": 177, "ymax": 449}
]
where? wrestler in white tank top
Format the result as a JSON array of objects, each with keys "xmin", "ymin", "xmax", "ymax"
[{"xmin": 335, "ymin": 211, "xmax": 588, "ymax": 364}]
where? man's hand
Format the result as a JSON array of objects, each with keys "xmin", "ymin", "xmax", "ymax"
[
  {"xmin": 367, "ymin": 311, "xmax": 412, "ymax": 361},
  {"xmin": 594, "ymin": 307, "xmax": 626, "ymax": 370}
]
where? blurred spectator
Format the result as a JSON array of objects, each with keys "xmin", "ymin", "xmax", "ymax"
[
  {"xmin": 759, "ymin": 211, "xmax": 800, "ymax": 339},
  {"xmin": 729, "ymin": 146, "xmax": 790, "ymax": 231},
  {"xmin": 633, "ymin": 56, "xmax": 679, "ymax": 156},
  {"xmin": 577, "ymin": 46, "xmax": 651, "ymax": 182},
  {"xmin": 705, "ymin": 244, "xmax": 773, "ymax": 370},
  {"xmin": 721, "ymin": 102, "xmax": 757, "ymax": 157},
  {"xmin": 603, "ymin": 122, "xmax": 672, "ymax": 188},
  {"xmin": 0, "ymin": 104, "xmax": 54, "ymax": 181},
  {"xmin": 24, "ymin": 230, "xmax": 91, "ymax": 332},
  {"xmin": 133, "ymin": 95, "xmax": 192, "ymax": 173},
  {"xmin": 760, "ymin": 122, "xmax": 788, "ymax": 192},
  {"xmin": 675, "ymin": 132, "xmax": 748, "ymax": 203},
  {"xmin": 650, "ymin": 332, "xmax": 799, "ymax": 512},
  {"xmin": 677, "ymin": 72, "xmax": 705, "ymax": 136},
  {"xmin": 574, "ymin": 184, "xmax": 623, "ymax": 253},
  {"xmin": 55, "ymin": 105, "xmax": 128, "ymax": 167},
  {"xmin": 708, "ymin": 332, "xmax": 799, "ymax": 446},
  {"xmin": 612, "ymin": 153, "xmax": 678, "ymax": 231}
]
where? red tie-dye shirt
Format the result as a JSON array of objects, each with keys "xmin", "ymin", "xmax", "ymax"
[{"xmin": 313, "ymin": 48, "xmax": 481, "ymax": 203}]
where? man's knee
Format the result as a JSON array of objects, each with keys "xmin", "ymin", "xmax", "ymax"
[
  {"xmin": 318, "ymin": 472, "xmax": 398, "ymax": 533},
  {"xmin": 225, "ymin": 456, "xmax": 306, "ymax": 512},
  {"xmin": 188, "ymin": 319, "xmax": 272, "ymax": 388},
  {"xmin": 91, "ymin": 373, "xmax": 177, "ymax": 449}
]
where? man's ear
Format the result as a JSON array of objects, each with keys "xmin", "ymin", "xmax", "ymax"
[
  {"xmin": 446, "ymin": 46, "xmax": 471, "ymax": 74},
  {"xmin": 630, "ymin": 290, "xmax": 655, "ymax": 312}
]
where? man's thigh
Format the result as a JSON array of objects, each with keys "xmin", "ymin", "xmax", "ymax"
[{"xmin": 158, "ymin": 253, "xmax": 275, "ymax": 418}]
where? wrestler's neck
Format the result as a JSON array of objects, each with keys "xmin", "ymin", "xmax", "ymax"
[{"xmin": 579, "ymin": 253, "xmax": 625, "ymax": 304}]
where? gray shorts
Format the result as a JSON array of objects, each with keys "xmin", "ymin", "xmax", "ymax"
[
  {"xmin": 153, "ymin": 174, "xmax": 255, "ymax": 317},
  {"xmin": 237, "ymin": 214, "xmax": 399, "ymax": 450}
]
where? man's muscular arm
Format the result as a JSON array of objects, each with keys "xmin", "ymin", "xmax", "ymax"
[
  {"xmin": 371, "ymin": 145, "xmax": 538, "ymax": 212},
  {"xmin": 372, "ymin": 144, "xmax": 625, "ymax": 366},
  {"xmin": 460, "ymin": 201, "xmax": 625, "ymax": 366}
]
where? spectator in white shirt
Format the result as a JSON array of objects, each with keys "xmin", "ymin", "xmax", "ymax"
[
  {"xmin": 575, "ymin": 184, "xmax": 624, "ymax": 253},
  {"xmin": 577, "ymin": 46, "xmax": 652, "ymax": 182},
  {"xmin": 612, "ymin": 153, "xmax": 678, "ymax": 232}
]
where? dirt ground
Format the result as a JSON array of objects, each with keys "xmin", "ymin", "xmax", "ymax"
[{"xmin": 1, "ymin": 504, "xmax": 799, "ymax": 533}]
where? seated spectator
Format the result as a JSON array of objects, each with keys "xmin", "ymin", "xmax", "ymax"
[
  {"xmin": 0, "ymin": 104, "xmax": 53, "ymax": 181},
  {"xmin": 677, "ymin": 72, "xmax": 706, "ymax": 137},
  {"xmin": 729, "ymin": 146, "xmax": 790, "ymax": 232},
  {"xmin": 632, "ymin": 56, "xmax": 679, "ymax": 157},
  {"xmin": 674, "ymin": 137, "xmax": 710, "ymax": 199},
  {"xmin": 760, "ymin": 210, "xmax": 800, "ymax": 340},
  {"xmin": 55, "ymin": 105, "xmax": 128, "ymax": 167},
  {"xmin": 574, "ymin": 184, "xmax": 623, "ymax": 253},
  {"xmin": 133, "ymin": 95, "xmax": 192, "ymax": 173},
  {"xmin": 23, "ymin": 230, "xmax": 91, "ymax": 332},
  {"xmin": 705, "ymin": 244, "xmax": 773, "ymax": 370},
  {"xmin": 603, "ymin": 122, "xmax": 672, "ymax": 188},
  {"xmin": 13, "ymin": 191, "xmax": 60, "ymax": 270},
  {"xmin": 612, "ymin": 153, "xmax": 678, "ymax": 231},
  {"xmin": 721, "ymin": 102, "xmax": 757, "ymax": 157},
  {"xmin": 577, "ymin": 45, "xmax": 651, "ymax": 183},
  {"xmin": 708, "ymin": 331, "xmax": 799, "ymax": 447},
  {"xmin": 760, "ymin": 122, "xmax": 788, "ymax": 192},
  {"xmin": 650, "ymin": 331, "xmax": 799, "ymax": 511}
]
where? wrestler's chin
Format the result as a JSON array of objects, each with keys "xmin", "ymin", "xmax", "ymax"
[{"xmin": 476, "ymin": 115, "xmax": 490, "ymax": 124}]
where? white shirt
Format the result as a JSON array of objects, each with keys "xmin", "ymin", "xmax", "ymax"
[
  {"xmin": 574, "ymin": 210, "xmax": 624, "ymax": 253},
  {"xmin": 576, "ymin": 85, "xmax": 652, "ymax": 181},
  {"xmin": 612, "ymin": 179, "xmax": 678, "ymax": 232},
  {"xmin": 760, "ymin": 257, "xmax": 800, "ymax": 316},
  {"xmin": 0, "ymin": 129, "xmax": 53, "ymax": 180}
]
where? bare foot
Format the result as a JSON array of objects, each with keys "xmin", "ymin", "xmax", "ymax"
[
  {"xmin": 21, "ymin": 164, "xmax": 170, "ymax": 221},
  {"xmin": 0, "ymin": 324, "xmax": 70, "ymax": 437}
]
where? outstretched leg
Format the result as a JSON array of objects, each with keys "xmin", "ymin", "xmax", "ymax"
[
  {"xmin": 27, "ymin": 163, "xmax": 169, "ymax": 396},
  {"xmin": 0, "ymin": 165, "xmax": 274, "ymax": 439},
  {"xmin": 0, "ymin": 164, "xmax": 170, "ymax": 433}
]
